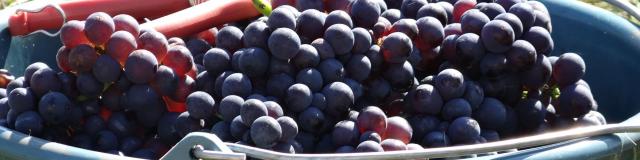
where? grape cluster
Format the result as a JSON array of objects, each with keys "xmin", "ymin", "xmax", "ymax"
[{"xmin": 0, "ymin": 0, "xmax": 606, "ymax": 158}]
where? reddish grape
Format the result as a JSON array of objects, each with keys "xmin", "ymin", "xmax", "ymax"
[
  {"xmin": 106, "ymin": 31, "xmax": 137, "ymax": 65},
  {"xmin": 113, "ymin": 14, "xmax": 140, "ymax": 37},
  {"xmin": 356, "ymin": 106, "xmax": 388, "ymax": 135},
  {"xmin": 384, "ymin": 116, "xmax": 413, "ymax": 144},
  {"xmin": 84, "ymin": 12, "xmax": 115, "ymax": 47},
  {"xmin": 163, "ymin": 46, "xmax": 194, "ymax": 76},
  {"xmin": 171, "ymin": 76, "xmax": 196, "ymax": 102},
  {"xmin": 453, "ymin": 0, "xmax": 477, "ymax": 23},
  {"xmin": 196, "ymin": 28, "xmax": 218, "ymax": 46},
  {"xmin": 60, "ymin": 20, "xmax": 90, "ymax": 48},
  {"xmin": 139, "ymin": 31, "xmax": 169, "ymax": 62},
  {"xmin": 68, "ymin": 44, "xmax": 98, "ymax": 72},
  {"xmin": 56, "ymin": 46, "xmax": 72, "ymax": 72}
]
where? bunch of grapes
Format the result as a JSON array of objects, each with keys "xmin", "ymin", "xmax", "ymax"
[{"xmin": 0, "ymin": 0, "xmax": 606, "ymax": 158}]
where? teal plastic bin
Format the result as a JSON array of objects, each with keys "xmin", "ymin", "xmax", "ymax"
[{"xmin": 0, "ymin": 0, "xmax": 639, "ymax": 159}]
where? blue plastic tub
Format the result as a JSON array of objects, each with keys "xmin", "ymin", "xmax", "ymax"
[{"xmin": 0, "ymin": 0, "xmax": 639, "ymax": 159}]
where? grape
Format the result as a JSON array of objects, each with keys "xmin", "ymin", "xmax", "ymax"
[
  {"xmin": 352, "ymin": 28, "xmax": 372, "ymax": 54},
  {"xmin": 324, "ymin": 24, "xmax": 355, "ymax": 55},
  {"xmin": 125, "ymin": 84, "xmax": 162, "ymax": 111},
  {"xmin": 171, "ymin": 76, "xmax": 196, "ymax": 102},
  {"xmin": 326, "ymin": 0, "xmax": 354, "ymax": 11},
  {"xmin": 7, "ymin": 88, "xmax": 34, "ymax": 114},
  {"xmin": 345, "ymin": 54, "xmax": 372, "ymax": 82},
  {"xmin": 113, "ymin": 14, "xmax": 139, "ymax": 37},
  {"xmin": 164, "ymin": 46, "xmax": 195, "ymax": 76},
  {"xmin": 344, "ymin": 78, "xmax": 364, "ymax": 101},
  {"xmin": 385, "ymin": 116, "xmax": 413, "ymax": 143},
  {"xmin": 336, "ymin": 146, "xmax": 355, "ymax": 153},
  {"xmin": 0, "ymin": 98, "xmax": 8, "ymax": 119},
  {"xmin": 453, "ymin": 0, "xmax": 477, "ymax": 23},
  {"xmin": 556, "ymin": 84, "xmax": 595, "ymax": 119},
  {"xmin": 150, "ymin": 65, "xmax": 178, "ymax": 96},
  {"xmin": 381, "ymin": 139, "xmax": 407, "ymax": 151},
  {"xmin": 521, "ymin": 54, "xmax": 551, "ymax": 90},
  {"xmin": 202, "ymin": 49, "xmax": 230, "ymax": 77},
  {"xmin": 297, "ymin": 9, "xmax": 326, "ymax": 42},
  {"xmin": 381, "ymin": 9, "xmax": 402, "ymax": 24},
  {"xmin": 417, "ymin": 3, "xmax": 448, "ymax": 26},
  {"xmin": 14, "ymin": 111, "xmax": 43, "ymax": 135},
  {"xmin": 272, "ymin": 141, "xmax": 296, "ymax": 153},
  {"xmin": 96, "ymin": 130, "xmax": 119, "ymax": 151},
  {"xmin": 533, "ymin": 10, "xmax": 552, "ymax": 32},
  {"xmin": 400, "ymin": 0, "xmax": 427, "ymax": 19},
  {"xmin": 479, "ymin": 52, "xmax": 508, "ymax": 78},
  {"xmin": 455, "ymin": 33, "xmax": 486, "ymax": 67},
  {"xmin": 292, "ymin": 44, "xmax": 320, "ymax": 69},
  {"xmin": 437, "ymin": 1, "xmax": 454, "ymax": 24},
  {"xmin": 480, "ymin": 129, "xmax": 500, "ymax": 142},
  {"xmin": 435, "ymin": 69, "xmax": 465, "ymax": 101},
  {"xmin": 494, "ymin": 13, "xmax": 523, "ymax": 38},
  {"xmin": 383, "ymin": 61, "xmax": 414, "ymax": 91},
  {"xmin": 448, "ymin": 116, "xmax": 481, "ymax": 144},
  {"xmin": 296, "ymin": 68, "xmax": 323, "ymax": 92},
  {"xmin": 56, "ymin": 72, "xmax": 78, "ymax": 98},
  {"xmin": 93, "ymin": 54, "xmax": 121, "ymax": 83},
  {"xmin": 351, "ymin": 0, "xmax": 382, "ymax": 29},
  {"xmin": 84, "ymin": 12, "xmax": 115, "ymax": 46},
  {"xmin": 323, "ymin": 81, "xmax": 355, "ymax": 118},
  {"xmin": 5, "ymin": 109, "xmax": 18, "ymax": 128},
  {"xmin": 120, "ymin": 136, "xmax": 143, "ymax": 155},
  {"xmin": 229, "ymin": 115, "xmax": 249, "ymax": 140},
  {"xmin": 185, "ymin": 91, "xmax": 216, "ymax": 119},
  {"xmin": 390, "ymin": 19, "xmax": 418, "ymax": 39},
  {"xmin": 497, "ymin": 0, "xmax": 524, "ymax": 10},
  {"xmin": 56, "ymin": 47, "xmax": 72, "ymax": 72},
  {"xmin": 125, "ymin": 49, "xmax": 158, "ymax": 84},
  {"xmin": 268, "ymin": 7, "xmax": 297, "ymax": 30},
  {"xmin": 317, "ymin": 58, "xmax": 346, "ymax": 84},
  {"xmin": 477, "ymin": 2, "xmax": 505, "ymax": 19},
  {"xmin": 298, "ymin": 107, "xmax": 326, "ymax": 134},
  {"xmin": 372, "ymin": 17, "xmax": 392, "ymax": 40},
  {"xmin": 266, "ymin": 73, "xmax": 294, "ymax": 99},
  {"xmin": 219, "ymin": 95, "xmax": 244, "ymax": 122},
  {"xmin": 516, "ymin": 98, "xmax": 545, "ymax": 131},
  {"xmin": 107, "ymin": 112, "xmax": 134, "ymax": 137},
  {"xmin": 241, "ymin": 99, "xmax": 268, "ymax": 126},
  {"xmin": 72, "ymin": 134, "xmax": 93, "ymax": 150},
  {"xmin": 174, "ymin": 112, "xmax": 203, "ymax": 137},
  {"xmin": 408, "ymin": 115, "xmax": 440, "ymax": 142},
  {"xmin": 311, "ymin": 38, "xmax": 337, "ymax": 60},
  {"xmin": 60, "ymin": 20, "xmax": 90, "ymax": 48},
  {"xmin": 168, "ymin": 37, "xmax": 185, "ymax": 46},
  {"xmin": 473, "ymin": 97, "xmax": 506, "ymax": 130},
  {"xmin": 323, "ymin": 10, "xmax": 353, "ymax": 30},
  {"xmin": 30, "ymin": 67, "xmax": 61, "ymax": 97},
  {"xmin": 37, "ymin": 92, "xmax": 71, "ymax": 124},
  {"xmin": 482, "ymin": 20, "xmax": 515, "ymax": 53},
  {"xmin": 460, "ymin": 9, "xmax": 489, "ymax": 35},
  {"xmin": 421, "ymin": 131, "xmax": 450, "ymax": 147},
  {"xmin": 285, "ymin": 83, "xmax": 312, "ymax": 113},
  {"xmin": 505, "ymin": 40, "xmax": 537, "ymax": 70},
  {"xmin": 277, "ymin": 116, "xmax": 298, "ymax": 142},
  {"xmin": 407, "ymin": 84, "xmax": 443, "ymax": 115},
  {"xmin": 296, "ymin": 0, "xmax": 323, "ymax": 11},
  {"xmin": 416, "ymin": 17, "xmax": 445, "ymax": 52},
  {"xmin": 104, "ymin": 32, "xmax": 138, "ymax": 66},
  {"xmin": 251, "ymin": 116, "xmax": 282, "ymax": 148},
  {"xmin": 237, "ymin": 47, "xmax": 270, "ymax": 78},
  {"xmin": 269, "ymin": 28, "xmax": 301, "ymax": 60},
  {"xmin": 136, "ymin": 31, "xmax": 169, "ymax": 64},
  {"xmin": 216, "ymin": 26, "xmax": 244, "ymax": 52},
  {"xmin": 442, "ymin": 98, "xmax": 472, "ymax": 121},
  {"xmin": 83, "ymin": 115, "xmax": 105, "ymax": 135},
  {"xmin": 508, "ymin": 2, "xmax": 535, "ymax": 32},
  {"xmin": 522, "ymin": 26, "xmax": 554, "ymax": 56},
  {"xmin": 356, "ymin": 140, "xmax": 384, "ymax": 152},
  {"xmin": 186, "ymin": 38, "xmax": 211, "ymax": 64},
  {"xmin": 243, "ymin": 22, "xmax": 269, "ymax": 49},
  {"xmin": 315, "ymin": 134, "xmax": 335, "ymax": 153},
  {"xmin": 364, "ymin": 45, "xmax": 384, "ymax": 74},
  {"xmin": 221, "ymin": 73, "xmax": 252, "ymax": 98},
  {"xmin": 381, "ymin": 32, "xmax": 412, "ymax": 63},
  {"xmin": 463, "ymin": 81, "xmax": 484, "ymax": 109},
  {"xmin": 356, "ymin": 106, "xmax": 387, "ymax": 135},
  {"xmin": 23, "ymin": 62, "xmax": 48, "ymax": 86},
  {"xmin": 69, "ymin": 44, "xmax": 98, "ymax": 72}
]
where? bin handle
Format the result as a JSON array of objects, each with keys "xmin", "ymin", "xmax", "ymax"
[
  {"xmin": 604, "ymin": 0, "xmax": 640, "ymax": 22},
  {"xmin": 13, "ymin": 3, "xmax": 66, "ymax": 37},
  {"xmin": 190, "ymin": 124, "xmax": 640, "ymax": 159}
]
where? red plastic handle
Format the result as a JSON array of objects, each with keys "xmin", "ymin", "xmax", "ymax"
[
  {"xmin": 141, "ymin": 0, "xmax": 260, "ymax": 38},
  {"xmin": 9, "ymin": 0, "xmax": 191, "ymax": 36}
]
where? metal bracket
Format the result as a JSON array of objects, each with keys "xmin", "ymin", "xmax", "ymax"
[{"xmin": 161, "ymin": 132, "xmax": 245, "ymax": 160}]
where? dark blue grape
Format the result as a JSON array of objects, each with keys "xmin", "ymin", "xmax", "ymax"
[
  {"xmin": 556, "ymin": 84, "xmax": 595, "ymax": 119},
  {"xmin": 495, "ymin": 13, "xmax": 523, "ymax": 38},
  {"xmin": 84, "ymin": 115, "xmax": 105, "ymax": 135},
  {"xmin": 277, "ymin": 116, "xmax": 298, "ymax": 142},
  {"xmin": 365, "ymin": 77, "xmax": 391, "ymax": 102},
  {"xmin": 365, "ymin": 45, "xmax": 383, "ymax": 74},
  {"xmin": 481, "ymin": 129, "xmax": 500, "ymax": 142},
  {"xmin": 219, "ymin": 95, "xmax": 244, "ymax": 122},
  {"xmin": 268, "ymin": 7, "xmax": 297, "ymax": 30},
  {"xmin": 481, "ymin": 20, "xmax": 515, "ymax": 53},
  {"xmin": 92, "ymin": 54, "xmax": 121, "ymax": 84},
  {"xmin": 407, "ymin": 84, "xmax": 442, "ymax": 115},
  {"xmin": 186, "ymin": 38, "xmax": 211, "ymax": 64},
  {"xmin": 497, "ymin": 0, "xmax": 525, "ymax": 11},
  {"xmin": 473, "ymin": 97, "xmax": 507, "ymax": 130},
  {"xmin": 24, "ymin": 62, "xmax": 49, "ymax": 86},
  {"xmin": 125, "ymin": 50, "xmax": 158, "ymax": 84},
  {"xmin": 408, "ymin": 115, "xmax": 440, "ymax": 142},
  {"xmin": 296, "ymin": 9, "xmax": 326, "ymax": 41},
  {"xmin": 292, "ymin": 44, "xmax": 320, "ymax": 69},
  {"xmin": 251, "ymin": 116, "xmax": 282, "ymax": 148},
  {"xmin": 0, "ymin": 98, "xmax": 8, "ymax": 119},
  {"xmin": 521, "ymin": 54, "xmax": 551, "ymax": 90},
  {"xmin": 400, "ymin": 0, "xmax": 427, "ymax": 19},
  {"xmin": 384, "ymin": 61, "xmax": 414, "ymax": 92},
  {"xmin": 151, "ymin": 65, "xmax": 178, "ymax": 96},
  {"xmin": 8, "ymin": 88, "xmax": 35, "ymax": 113},
  {"xmin": 325, "ymin": 10, "xmax": 353, "ymax": 29},
  {"xmin": 421, "ymin": 131, "xmax": 450, "ymax": 147},
  {"xmin": 37, "ymin": 92, "xmax": 72, "ymax": 124},
  {"xmin": 506, "ymin": 40, "xmax": 537, "ymax": 70},
  {"xmin": 516, "ymin": 98, "xmax": 545, "ymax": 131},
  {"xmin": 391, "ymin": 19, "xmax": 419, "ymax": 39},
  {"xmin": 96, "ymin": 130, "xmax": 119, "ymax": 151},
  {"xmin": 460, "ymin": 9, "xmax": 490, "ymax": 34},
  {"xmin": 448, "ymin": 116, "xmax": 481, "ymax": 144},
  {"xmin": 186, "ymin": 91, "xmax": 216, "ymax": 119},
  {"xmin": 75, "ymin": 72, "xmax": 102, "ymax": 98},
  {"xmin": 533, "ymin": 10, "xmax": 552, "ymax": 32},
  {"xmin": 203, "ymin": 48, "xmax": 230, "ymax": 76},
  {"xmin": 120, "ymin": 137, "xmax": 143, "ymax": 155},
  {"xmin": 508, "ymin": 2, "xmax": 535, "ymax": 32},
  {"xmin": 332, "ymin": 120, "xmax": 360, "ymax": 147},
  {"xmin": 351, "ymin": 0, "xmax": 381, "ymax": 28},
  {"xmin": 174, "ymin": 112, "xmax": 203, "ymax": 137},
  {"xmin": 296, "ymin": 68, "xmax": 323, "ymax": 92},
  {"xmin": 381, "ymin": 9, "xmax": 402, "ymax": 24},
  {"xmin": 463, "ymin": 81, "xmax": 485, "ymax": 109},
  {"xmin": 285, "ymin": 84, "xmax": 312, "ymax": 113},
  {"xmin": 269, "ymin": 56, "xmax": 296, "ymax": 76},
  {"xmin": 336, "ymin": 145, "xmax": 355, "ymax": 153},
  {"xmin": 266, "ymin": 73, "xmax": 294, "ymax": 98},
  {"xmin": 269, "ymin": 28, "xmax": 301, "ymax": 60},
  {"xmin": 210, "ymin": 121, "xmax": 233, "ymax": 142},
  {"xmin": 417, "ymin": 4, "xmax": 448, "ymax": 26},
  {"xmin": 311, "ymin": 38, "xmax": 336, "ymax": 60},
  {"xmin": 318, "ymin": 58, "xmax": 346, "ymax": 84},
  {"xmin": 477, "ymin": 2, "xmax": 505, "ymax": 19},
  {"xmin": 243, "ymin": 21, "xmax": 270, "ymax": 49},
  {"xmin": 442, "ymin": 98, "xmax": 472, "ymax": 121},
  {"xmin": 14, "ymin": 111, "xmax": 43, "ymax": 135},
  {"xmin": 522, "ymin": 26, "xmax": 554, "ymax": 56},
  {"xmin": 454, "ymin": 33, "xmax": 485, "ymax": 67},
  {"xmin": 238, "ymin": 47, "xmax": 270, "ymax": 78},
  {"xmin": 7, "ymin": 77, "xmax": 26, "ymax": 95},
  {"xmin": 108, "ymin": 112, "xmax": 134, "ymax": 137},
  {"xmin": 382, "ymin": 32, "xmax": 412, "ymax": 64},
  {"xmin": 222, "ymin": 73, "xmax": 252, "ymax": 98},
  {"xmin": 351, "ymin": 28, "xmax": 372, "ymax": 54},
  {"xmin": 344, "ymin": 78, "xmax": 364, "ymax": 100},
  {"xmin": 323, "ymin": 82, "xmax": 355, "ymax": 118},
  {"xmin": 416, "ymin": 17, "xmax": 445, "ymax": 51},
  {"xmin": 296, "ymin": 0, "xmax": 323, "ymax": 11},
  {"xmin": 230, "ymin": 115, "xmax": 249, "ymax": 140},
  {"xmin": 125, "ymin": 84, "xmax": 161, "ymax": 111},
  {"xmin": 30, "ymin": 67, "xmax": 61, "ymax": 97},
  {"xmin": 324, "ymin": 24, "xmax": 355, "ymax": 55},
  {"xmin": 298, "ymin": 107, "xmax": 326, "ymax": 133},
  {"xmin": 241, "ymin": 99, "xmax": 268, "ymax": 126},
  {"xmin": 355, "ymin": 140, "xmax": 384, "ymax": 152},
  {"xmin": 346, "ymin": 54, "xmax": 372, "ymax": 82},
  {"xmin": 216, "ymin": 26, "xmax": 244, "ymax": 52}
]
